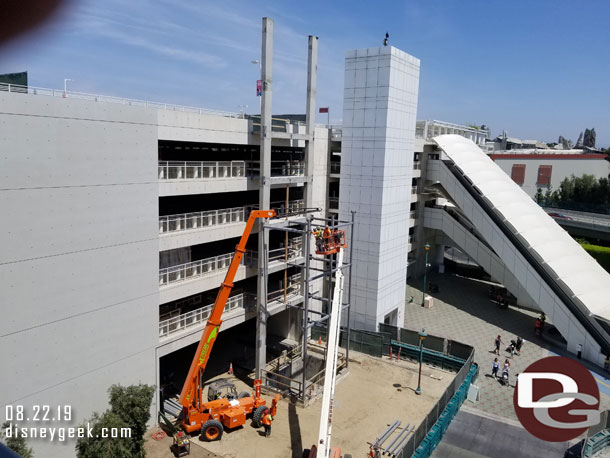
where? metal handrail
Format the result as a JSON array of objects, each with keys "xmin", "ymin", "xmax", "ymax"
[
  {"xmin": 330, "ymin": 162, "xmax": 341, "ymax": 174},
  {"xmin": 159, "ymin": 252, "xmax": 240, "ymax": 287},
  {"xmin": 159, "ymin": 200, "xmax": 306, "ymax": 235},
  {"xmin": 411, "ymin": 186, "xmax": 418, "ymax": 194},
  {"xmin": 329, "ymin": 197, "xmax": 339, "ymax": 210},
  {"xmin": 159, "ymin": 294, "xmax": 245, "ymax": 338},
  {"xmin": 158, "ymin": 160, "xmax": 246, "ymax": 180},
  {"xmin": 248, "ymin": 160, "xmax": 305, "ymax": 177},
  {"xmin": 0, "ymin": 83, "xmax": 241, "ymax": 118},
  {"xmin": 246, "ymin": 238, "xmax": 304, "ymax": 265},
  {"xmin": 159, "ymin": 206, "xmax": 247, "ymax": 234}
]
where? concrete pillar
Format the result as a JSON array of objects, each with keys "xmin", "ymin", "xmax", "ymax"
[
  {"xmin": 340, "ymin": 46, "xmax": 420, "ymax": 330},
  {"xmin": 256, "ymin": 17, "xmax": 273, "ymax": 380},
  {"xmin": 435, "ymin": 243, "xmax": 445, "ymax": 273},
  {"xmin": 304, "ymin": 35, "xmax": 318, "ymax": 209}
]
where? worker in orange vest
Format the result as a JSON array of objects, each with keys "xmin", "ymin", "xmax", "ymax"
[{"xmin": 261, "ymin": 408, "xmax": 273, "ymax": 437}]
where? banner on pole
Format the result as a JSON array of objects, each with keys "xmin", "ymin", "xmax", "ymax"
[
  {"xmin": 256, "ymin": 80, "xmax": 262, "ymax": 96},
  {"xmin": 319, "ymin": 107, "xmax": 329, "ymax": 113}
]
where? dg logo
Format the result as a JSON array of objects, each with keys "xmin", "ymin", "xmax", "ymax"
[{"xmin": 514, "ymin": 356, "xmax": 601, "ymax": 442}]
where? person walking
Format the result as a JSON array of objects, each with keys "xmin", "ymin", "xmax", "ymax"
[
  {"xmin": 493, "ymin": 335, "xmax": 502, "ymax": 355},
  {"xmin": 502, "ymin": 359, "xmax": 511, "ymax": 387},
  {"xmin": 491, "ymin": 357, "xmax": 500, "ymax": 379},
  {"xmin": 261, "ymin": 408, "xmax": 273, "ymax": 438},
  {"xmin": 515, "ymin": 336, "xmax": 524, "ymax": 356}
]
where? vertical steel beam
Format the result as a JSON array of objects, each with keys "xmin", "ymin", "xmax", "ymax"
[
  {"xmin": 255, "ymin": 17, "xmax": 273, "ymax": 380},
  {"xmin": 301, "ymin": 216, "xmax": 312, "ymax": 400},
  {"xmin": 304, "ymin": 35, "xmax": 318, "ymax": 209}
]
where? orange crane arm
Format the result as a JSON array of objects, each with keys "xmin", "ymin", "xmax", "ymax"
[{"xmin": 178, "ymin": 209, "xmax": 276, "ymax": 409}]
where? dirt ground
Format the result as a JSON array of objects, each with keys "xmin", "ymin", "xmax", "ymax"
[{"xmin": 145, "ymin": 350, "xmax": 454, "ymax": 458}]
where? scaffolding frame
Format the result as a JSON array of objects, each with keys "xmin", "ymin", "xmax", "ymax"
[{"xmin": 256, "ymin": 211, "xmax": 355, "ymax": 402}]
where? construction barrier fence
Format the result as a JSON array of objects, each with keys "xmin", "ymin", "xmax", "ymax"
[
  {"xmin": 582, "ymin": 410, "xmax": 610, "ymax": 457},
  {"xmin": 378, "ymin": 323, "xmax": 477, "ymax": 458},
  {"xmin": 311, "ymin": 325, "xmax": 389, "ymax": 358}
]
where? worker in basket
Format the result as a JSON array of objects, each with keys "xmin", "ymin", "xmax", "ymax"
[
  {"xmin": 323, "ymin": 226, "xmax": 332, "ymax": 250},
  {"xmin": 313, "ymin": 227, "xmax": 324, "ymax": 252}
]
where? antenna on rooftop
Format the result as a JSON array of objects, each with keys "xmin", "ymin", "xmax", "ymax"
[{"xmin": 383, "ymin": 32, "xmax": 389, "ymax": 46}]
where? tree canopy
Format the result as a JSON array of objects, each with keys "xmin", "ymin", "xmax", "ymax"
[{"xmin": 536, "ymin": 174, "xmax": 610, "ymax": 214}]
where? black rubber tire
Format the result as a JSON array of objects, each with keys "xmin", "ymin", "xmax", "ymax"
[
  {"xmin": 302, "ymin": 449, "xmax": 311, "ymax": 458},
  {"xmin": 200, "ymin": 419, "xmax": 224, "ymax": 441},
  {"xmin": 238, "ymin": 391, "xmax": 250, "ymax": 399},
  {"xmin": 343, "ymin": 454, "xmax": 352, "ymax": 458},
  {"xmin": 252, "ymin": 405, "xmax": 268, "ymax": 428}
]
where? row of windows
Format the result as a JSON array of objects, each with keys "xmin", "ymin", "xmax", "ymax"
[{"xmin": 510, "ymin": 164, "xmax": 552, "ymax": 186}]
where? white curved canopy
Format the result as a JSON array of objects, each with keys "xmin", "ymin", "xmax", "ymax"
[{"xmin": 434, "ymin": 134, "xmax": 610, "ymax": 321}]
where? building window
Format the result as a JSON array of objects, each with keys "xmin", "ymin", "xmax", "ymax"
[
  {"xmin": 511, "ymin": 164, "xmax": 526, "ymax": 185},
  {"xmin": 537, "ymin": 165, "xmax": 552, "ymax": 186}
]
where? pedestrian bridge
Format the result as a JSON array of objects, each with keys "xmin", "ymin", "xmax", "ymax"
[{"xmin": 426, "ymin": 135, "xmax": 610, "ymax": 366}]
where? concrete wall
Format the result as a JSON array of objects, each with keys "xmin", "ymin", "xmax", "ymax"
[
  {"xmin": 157, "ymin": 110, "xmax": 250, "ymax": 144},
  {"xmin": 339, "ymin": 46, "xmax": 420, "ymax": 330},
  {"xmin": 492, "ymin": 156, "xmax": 610, "ymax": 198},
  {"xmin": 0, "ymin": 92, "xmax": 159, "ymax": 457}
]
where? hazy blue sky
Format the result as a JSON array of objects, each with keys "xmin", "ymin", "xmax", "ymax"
[{"xmin": 2, "ymin": 0, "xmax": 609, "ymax": 146}]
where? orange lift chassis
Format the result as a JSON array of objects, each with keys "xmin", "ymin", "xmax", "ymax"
[{"xmin": 177, "ymin": 209, "xmax": 280, "ymax": 440}]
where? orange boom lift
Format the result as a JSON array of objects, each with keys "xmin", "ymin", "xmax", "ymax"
[{"xmin": 178, "ymin": 210, "xmax": 280, "ymax": 440}]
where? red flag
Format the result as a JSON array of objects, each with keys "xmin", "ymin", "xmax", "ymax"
[{"xmin": 319, "ymin": 107, "xmax": 329, "ymax": 113}]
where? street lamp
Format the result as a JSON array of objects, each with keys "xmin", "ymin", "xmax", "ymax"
[
  {"xmin": 251, "ymin": 59, "xmax": 262, "ymax": 116},
  {"xmin": 421, "ymin": 242, "xmax": 431, "ymax": 307},
  {"xmin": 63, "ymin": 78, "xmax": 74, "ymax": 97},
  {"xmin": 415, "ymin": 328, "xmax": 427, "ymax": 395}
]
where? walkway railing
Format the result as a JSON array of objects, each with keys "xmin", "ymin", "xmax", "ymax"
[
  {"xmin": 330, "ymin": 162, "xmax": 341, "ymax": 174},
  {"xmin": 159, "ymin": 252, "xmax": 237, "ymax": 287},
  {"xmin": 248, "ymin": 160, "xmax": 305, "ymax": 177},
  {"xmin": 159, "ymin": 280, "xmax": 303, "ymax": 339},
  {"xmin": 158, "ymin": 161, "xmax": 246, "ymax": 180},
  {"xmin": 329, "ymin": 197, "xmax": 339, "ymax": 210},
  {"xmin": 0, "ymin": 83, "xmax": 241, "ymax": 117},
  {"xmin": 159, "ymin": 294, "xmax": 245, "ymax": 338},
  {"xmin": 245, "ymin": 237, "xmax": 304, "ymax": 266},
  {"xmin": 159, "ymin": 206, "xmax": 247, "ymax": 234}
]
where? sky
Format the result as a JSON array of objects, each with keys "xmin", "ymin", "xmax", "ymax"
[{"xmin": 1, "ymin": 0, "xmax": 609, "ymax": 146}]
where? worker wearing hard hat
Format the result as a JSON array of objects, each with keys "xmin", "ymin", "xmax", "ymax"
[{"xmin": 261, "ymin": 408, "xmax": 273, "ymax": 437}]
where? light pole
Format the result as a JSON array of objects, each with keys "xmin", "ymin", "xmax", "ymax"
[
  {"xmin": 63, "ymin": 78, "xmax": 74, "ymax": 97},
  {"xmin": 251, "ymin": 59, "xmax": 262, "ymax": 117},
  {"xmin": 421, "ymin": 242, "xmax": 431, "ymax": 307},
  {"xmin": 415, "ymin": 328, "xmax": 427, "ymax": 395}
]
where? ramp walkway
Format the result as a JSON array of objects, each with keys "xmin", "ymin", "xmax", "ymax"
[{"xmin": 426, "ymin": 135, "xmax": 610, "ymax": 364}]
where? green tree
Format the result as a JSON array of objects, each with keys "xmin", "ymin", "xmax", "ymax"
[
  {"xmin": 108, "ymin": 384, "xmax": 155, "ymax": 458},
  {"xmin": 535, "ymin": 187, "xmax": 544, "ymax": 204},
  {"xmin": 75, "ymin": 384, "xmax": 154, "ymax": 458},
  {"xmin": 1, "ymin": 422, "xmax": 34, "ymax": 458},
  {"xmin": 75, "ymin": 411, "xmax": 134, "ymax": 458}
]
